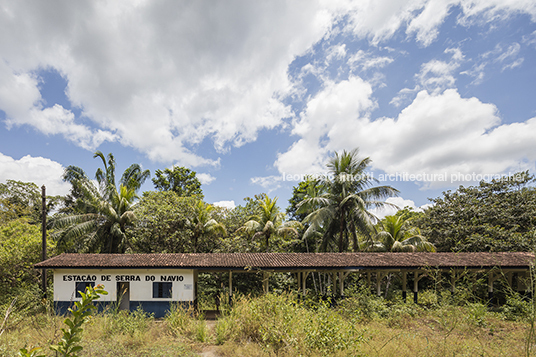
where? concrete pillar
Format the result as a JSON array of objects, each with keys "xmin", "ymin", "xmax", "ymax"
[
  {"xmin": 488, "ymin": 271, "xmax": 494, "ymax": 306},
  {"xmin": 332, "ymin": 272, "xmax": 337, "ymax": 297},
  {"xmin": 413, "ymin": 271, "xmax": 419, "ymax": 304},
  {"xmin": 402, "ymin": 271, "xmax": 407, "ymax": 303},
  {"xmin": 229, "ymin": 271, "xmax": 233, "ymax": 306},
  {"xmin": 339, "ymin": 271, "xmax": 344, "ymax": 298},
  {"xmin": 376, "ymin": 272, "xmax": 382, "ymax": 297},
  {"xmin": 263, "ymin": 271, "xmax": 269, "ymax": 293},
  {"xmin": 302, "ymin": 272, "xmax": 307, "ymax": 296}
]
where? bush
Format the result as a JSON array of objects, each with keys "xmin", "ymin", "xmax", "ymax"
[{"xmin": 216, "ymin": 293, "xmax": 364, "ymax": 356}]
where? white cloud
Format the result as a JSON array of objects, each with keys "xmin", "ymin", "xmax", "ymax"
[
  {"xmin": 212, "ymin": 200, "xmax": 236, "ymax": 209},
  {"xmin": 348, "ymin": 50, "xmax": 394, "ymax": 71},
  {"xmin": 278, "ymin": 83, "xmax": 536, "ymax": 190},
  {"xmin": 369, "ymin": 197, "xmax": 430, "ymax": 220},
  {"xmin": 0, "ymin": 153, "xmax": 70, "ymax": 196},
  {"xmin": 0, "ymin": 1, "xmax": 342, "ymax": 166},
  {"xmin": 276, "ymin": 76, "xmax": 375, "ymax": 175},
  {"xmin": 197, "ymin": 173, "xmax": 216, "ymax": 185},
  {"xmin": 344, "ymin": 0, "xmax": 536, "ymax": 46},
  {"xmin": 250, "ymin": 175, "xmax": 282, "ymax": 192},
  {"xmin": 0, "ymin": 61, "xmax": 116, "ymax": 150}
]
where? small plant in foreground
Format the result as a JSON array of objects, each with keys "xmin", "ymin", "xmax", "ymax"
[{"xmin": 19, "ymin": 284, "xmax": 108, "ymax": 357}]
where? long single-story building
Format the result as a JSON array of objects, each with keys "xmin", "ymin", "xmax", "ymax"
[{"xmin": 35, "ymin": 252, "xmax": 535, "ymax": 317}]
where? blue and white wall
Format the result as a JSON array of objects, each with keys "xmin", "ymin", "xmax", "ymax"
[{"xmin": 53, "ymin": 269, "xmax": 195, "ymax": 317}]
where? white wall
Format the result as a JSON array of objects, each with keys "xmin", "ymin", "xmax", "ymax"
[{"xmin": 53, "ymin": 269, "xmax": 195, "ymax": 302}]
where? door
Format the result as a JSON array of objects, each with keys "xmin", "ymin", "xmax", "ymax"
[{"xmin": 117, "ymin": 282, "xmax": 130, "ymax": 311}]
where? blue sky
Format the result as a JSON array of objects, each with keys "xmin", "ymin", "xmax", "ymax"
[{"xmin": 1, "ymin": 1, "xmax": 535, "ymax": 216}]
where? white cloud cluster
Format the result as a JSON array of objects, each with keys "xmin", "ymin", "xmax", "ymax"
[
  {"xmin": 369, "ymin": 197, "xmax": 428, "ymax": 219},
  {"xmin": 197, "ymin": 173, "xmax": 216, "ymax": 185},
  {"xmin": 212, "ymin": 200, "xmax": 236, "ymax": 209},
  {"xmin": 1, "ymin": 0, "xmax": 535, "ymax": 194},
  {"xmin": 0, "ymin": 153, "xmax": 70, "ymax": 196},
  {"xmin": 277, "ymin": 85, "xmax": 536, "ymax": 189},
  {"xmin": 0, "ymin": 1, "xmax": 341, "ymax": 167}
]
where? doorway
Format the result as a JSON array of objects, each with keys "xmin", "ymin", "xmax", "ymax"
[{"xmin": 117, "ymin": 282, "xmax": 130, "ymax": 311}]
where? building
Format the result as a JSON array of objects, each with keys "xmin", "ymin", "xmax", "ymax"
[{"xmin": 35, "ymin": 252, "xmax": 535, "ymax": 318}]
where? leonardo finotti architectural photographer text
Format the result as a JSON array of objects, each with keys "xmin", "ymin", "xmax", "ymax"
[{"xmin": 281, "ymin": 172, "xmax": 526, "ymax": 184}]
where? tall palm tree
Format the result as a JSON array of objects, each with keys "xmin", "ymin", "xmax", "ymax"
[
  {"xmin": 364, "ymin": 215, "xmax": 436, "ymax": 252},
  {"xmin": 298, "ymin": 149, "xmax": 399, "ymax": 252},
  {"xmin": 188, "ymin": 200, "xmax": 227, "ymax": 253},
  {"xmin": 52, "ymin": 151, "xmax": 150, "ymax": 253},
  {"xmin": 237, "ymin": 195, "xmax": 301, "ymax": 252}
]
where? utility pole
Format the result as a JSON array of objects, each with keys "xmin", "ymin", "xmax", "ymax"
[{"xmin": 41, "ymin": 185, "xmax": 47, "ymax": 297}]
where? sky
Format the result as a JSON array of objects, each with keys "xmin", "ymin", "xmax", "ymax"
[{"xmin": 1, "ymin": 0, "xmax": 536, "ymax": 216}]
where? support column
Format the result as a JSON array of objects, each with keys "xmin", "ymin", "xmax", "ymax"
[
  {"xmin": 488, "ymin": 271, "xmax": 494, "ymax": 306},
  {"xmin": 451, "ymin": 270, "xmax": 456, "ymax": 293},
  {"xmin": 367, "ymin": 271, "xmax": 371, "ymax": 290},
  {"xmin": 297, "ymin": 272, "xmax": 302, "ymax": 300},
  {"xmin": 339, "ymin": 271, "xmax": 345, "ymax": 298},
  {"xmin": 487, "ymin": 270, "xmax": 502, "ymax": 306},
  {"xmin": 377, "ymin": 272, "xmax": 387, "ymax": 297},
  {"xmin": 194, "ymin": 270, "xmax": 199, "ymax": 311},
  {"xmin": 302, "ymin": 272, "xmax": 307, "ymax": 296},
  {"xmin": 332, "ymin": 272, "xmax": 337, "ymax": 297},
  {"xmin": 507, "ymin": 272, "xmax": 513, "ymax": 289},
  {"xmin": 402, "ymin": 271, "xmax": 407, "ymax": 303},
  {"xmin": 263, "ymin": 271, "xmax": 270, "ymax": 294},
  {"xmin": 229, "ymin": 271, "xmax": 233, "ymax": 306},
  {"xmin": 413, "ymin": 271, "xmax": 419, "ymax": 304}
]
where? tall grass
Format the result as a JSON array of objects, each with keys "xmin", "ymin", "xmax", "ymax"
[{"xmin": 1, "ymin": 287, "xmax": 535, "ymax": 356}]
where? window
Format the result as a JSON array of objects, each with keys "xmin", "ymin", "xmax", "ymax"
[
  {"xmin": 75, "ymin": 282, "xmax": 95, "ymax": 298},
  {"xmin": 153, "ymin": 282, "xmax": 172, "ymax": 298}
]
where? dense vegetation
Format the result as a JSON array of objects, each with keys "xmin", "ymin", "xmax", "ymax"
[{"xmin": 2, "ymin": 148, "xmax": 536, "ymax": 356}]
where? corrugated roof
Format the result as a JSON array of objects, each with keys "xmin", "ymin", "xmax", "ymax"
[{"xmin": 34, "ymin": 252, "xmax": 535, "ymax": 270}]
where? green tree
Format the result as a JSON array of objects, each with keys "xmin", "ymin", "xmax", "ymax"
[
  {"xmin": 0, "ymin": 218, "xmax": 54, "ymax": 303},
  {"xmin": 298, "ymin": 149, "xmax": 399, "ymax": 252},
  {"xmin": 237, "ymin": 195, "xmax": 301, "ymax": 252},
  {"xmin": 419, "ymin": 172, "xmax": 536, "ymax": 252},
  {"xmin": 363, "ymin": 215, "xmax": 435, "ymax": 252},
  {"xmin": 0, "ymin": 180, "xmax": 60, "ymax": 224},
  {"xmin": 128, "ymin": 191, "xmax": 197, "ymax": 253},
  {"xmin": 188, "ymin": 200, "xmax": 226, "ymax": 253},
  {"xmin": 152, "ymin": 167, "xmax": 203, "ymax": 198},
  {"xmin": 52, "ymin": 152, "xmax": 150, "ymax": 253}
]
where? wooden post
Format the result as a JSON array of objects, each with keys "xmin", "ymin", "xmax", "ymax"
[
  {"xmin": 402, "ymin": 271, "xmax": 407, "ymax": 303},
  {"xmin": 41, "ymin": 185, "xmax": 47, "ymax": 297},
  {"xmin": 302, "ymin": 272, "xmax": 307, "ymax": 296},
  {"xmin": 451, "ymin": 270, "xmax": 456, "ymax": 293},
  {"xmin": 367, "ymin": 271, "xmax": 371, "ymax": 291},
  {"xmin": 229, "ymin": 271, "xmax": 233, "ymax": 306}
]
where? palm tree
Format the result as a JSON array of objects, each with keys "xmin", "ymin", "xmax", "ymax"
[
  {"xmin": 237, "ymin": 195, "xmax": 301, "ymax": 252},
  {"xmin": 298, "ymin": 149, "xmax": 399, "ymax": 252},
  {"xmin": 188, "ymin": 200, "xmax": 227, "ymax": 252},
  {"xmin": 363, "ymin": 215, "xmax": 436, "ymax": 252},
  {"xmin": 52, "ymin": 151, "xmax": 150, "ymax": 253}
]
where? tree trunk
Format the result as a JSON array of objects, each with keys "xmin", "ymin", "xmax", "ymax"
[{"xmin": 339, "ymin": 212, "xmax": 345, "ymax": 253}]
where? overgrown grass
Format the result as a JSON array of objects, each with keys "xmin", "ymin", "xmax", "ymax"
[{"xmin": 1, "ymin": 289, "xmax": 535, "ymax": 356}]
